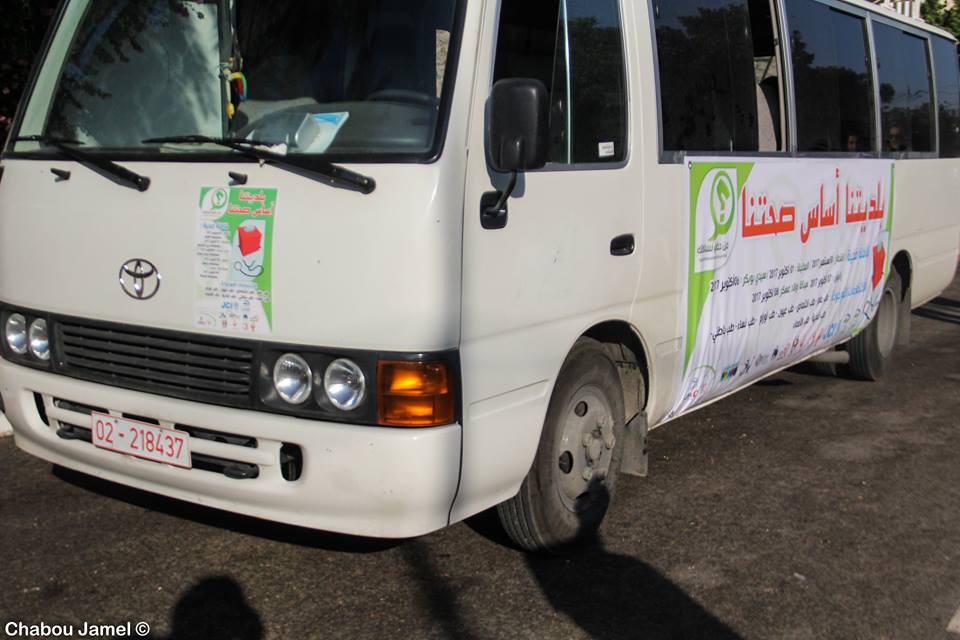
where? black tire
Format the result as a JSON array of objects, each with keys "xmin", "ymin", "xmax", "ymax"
[
  {"xmin": 497, "ymin": 338, "xmax": 625, "ymax": 553},
  {"xmin": 842, "ymin": 270, "xmax": 902, "ymax": 381}
]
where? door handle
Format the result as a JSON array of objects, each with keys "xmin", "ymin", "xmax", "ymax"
[{"xmin": 610, "ymin": 234, "xmax": 636, "ymax": 257}]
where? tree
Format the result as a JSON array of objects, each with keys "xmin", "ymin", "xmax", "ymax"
[
  {"xmin": 922, "ymin": 0, "xmax": 960, "ymax": 40},
  {"xmin": 0, "ymin": 1, "xmax": 59, "ymax": 137}
]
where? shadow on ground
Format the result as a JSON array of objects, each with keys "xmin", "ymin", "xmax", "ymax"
[
  {"xmin": 154, "ymin": 576, "xmax": 263, "ymax": 640},
  {"xmin": 468, "ymin": 487, "xmax": 742, "ymax": 640},
  {"xmin": 526, "ymin": 547, "xmax": 742, "ymax": 640},
  {"xmin": 52, "ymin": 465, "xmax": 401, "ymax": 554},
  {"xmin": 400, "ymin": 541, "xmax": 483, "ymax": 640},
  {"xmin": 54, "ymin": 465, "xmax": 739, "ymax": 638},
  {"xmin": 914, "ymin": 296, "xmax": 960, "ymax": 326}
]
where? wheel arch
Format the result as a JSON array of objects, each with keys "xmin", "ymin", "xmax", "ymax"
[
  {"xmin": 891, "ymin": 250, "xmax": 912, "ymax": 302},
  {"xmin": 581, "ymin": 321, "xmax": 650, "ymax": 421}
]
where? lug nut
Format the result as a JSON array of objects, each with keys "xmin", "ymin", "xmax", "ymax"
[{"xmin": 588, "ymin": 440, "xmax": 603, "ymax": 464}]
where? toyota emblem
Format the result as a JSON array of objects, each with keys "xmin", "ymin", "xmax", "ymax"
[{"xmin": 119, "ymin": 259, "xmax": 162, "ymax": 300}]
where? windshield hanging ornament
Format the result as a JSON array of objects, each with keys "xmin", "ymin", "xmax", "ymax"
[
  {"xmin": 222, "ymin": 43, "xmax": 248, "ymax": 121},
  {"xmin": 224, "ymin": 70, "xmax": 248, "ymax": 120}
]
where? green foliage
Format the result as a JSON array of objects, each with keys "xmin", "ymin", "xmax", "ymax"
[
  {"xmin": 922, "ymin": 0, "xmax": 960, "ymax": 40},
  {"xmin": 0, "ymin": 0, "xmax": 59, "ymax": 138}
]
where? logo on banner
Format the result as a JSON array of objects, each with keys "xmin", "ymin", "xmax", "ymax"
[
  {"xmin": 710, "ymin": 172, "xmax": 737, "ymax": 240},
  {"xmin": 695, "ymin": 168, "xmax": 738, "ymax": 272},
  {"xmin": 684, "ymin": 365, "xmax": 717, "ymax": 403}
]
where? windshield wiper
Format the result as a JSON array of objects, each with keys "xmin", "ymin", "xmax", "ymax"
[
  {"xmin": 13, "ymin": 135, "xmax": 151, "ymax": 192},
  {"xmin": 143, "ymin": 135, "xmax": 376, "ymax": 195}
]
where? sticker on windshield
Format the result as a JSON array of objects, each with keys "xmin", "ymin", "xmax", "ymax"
[
  {"xmin": 194, "ymin": 187, "xmax": 277, "ymax": 335},
  {"xmin": 295, "ymin": 112, "xmax": 350, "ymax": 154}
]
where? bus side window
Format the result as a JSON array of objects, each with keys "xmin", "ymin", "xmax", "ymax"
[
  {"xmin": 874, "ymin": 23, "xmax": 936, "ymax": 154},
  {"xmin": 786, "ymin": 1, "xmax": 875, "ymax": 153},
  {"xmin": 932, "ymin": 36, "xmax": 960, "ymax": 158},
  {"xmin": 654, "ymin": 0, "xmax": 785, "ymax": 154},
  {"xmin": 750, "ymin": 1, "xmax": 784, "ymax": 152},
  {"xmin": 494, "ymin": 0, "xmax": 627, "ymax": 165}
]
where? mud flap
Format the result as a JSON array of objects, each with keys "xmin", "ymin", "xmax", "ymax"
[
  {"xmin": 897, "ymin": 281, "xmax": 912, "ymax": 347},
  {"xmin": 602, "ymin": 342, "xmax": 649, "ymax": 478},
  {"xmin": 621, "ymin": 412, "xmax": 649, "ymax": 478}
]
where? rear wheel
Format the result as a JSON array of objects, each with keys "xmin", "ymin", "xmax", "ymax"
[
  {"xmin": 842, "ymin": 270, "xmax": 902, "ymax": 381},
  {"xmin": 497, "ymin": 338, "xmax": 625, "ymax": 552}
]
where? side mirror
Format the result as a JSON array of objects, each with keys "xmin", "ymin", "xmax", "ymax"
[
  {"xmin": 487, "ymin": 78, "xmax": 549, "ymax": 173},
  {"xmin": 482, "ymin": 79, "xmax": 549, "ymax": 230}
]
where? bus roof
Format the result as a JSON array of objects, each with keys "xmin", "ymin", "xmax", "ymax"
[{"xmin": 843, "ymin": 0, "xmax": 958, "ymax": 41}]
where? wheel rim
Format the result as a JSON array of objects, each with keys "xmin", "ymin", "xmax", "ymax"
[
  {"xmin": 877, "ymin": 286, "xmax": 898, "ymax": 358},
  {"xmin": 555, "ymin": 385, "xmax": 617, "ymax": 513}
]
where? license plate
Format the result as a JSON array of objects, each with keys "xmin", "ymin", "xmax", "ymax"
[{"xmin": 91, "ymin": 413, "xmax": 191, "ymax": 469}]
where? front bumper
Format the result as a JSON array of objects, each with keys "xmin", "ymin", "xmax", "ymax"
[{"xmin": 0, "ymin": 359, "xmax": 462, "ymax": 539}]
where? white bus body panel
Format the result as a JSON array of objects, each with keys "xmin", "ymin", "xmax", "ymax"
[
  {"xmin": 0, "ymin": 161, "xmax": 463, "ymax": 352},
  {"xmin": 888, "ymin": 160, "xmax": 960, "ymax": 306}
]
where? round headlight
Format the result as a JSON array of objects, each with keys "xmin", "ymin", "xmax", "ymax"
[
  {"xmin": 5, "ymin": 314, "xmax": 27, "ymax": 355},
  {"xmin": 323, "ymin": 359, "xmax": 366, "ymax": 411},
  {"xmin": 29, "ymin": 319, "xmax": 50, "ymax": 361},
  {"xmin": 273, "ymin": 354, "xmax": 313, "ymax": 405}
]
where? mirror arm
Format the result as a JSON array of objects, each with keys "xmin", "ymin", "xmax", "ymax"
[
  {"xmin": 480, "ymin": 171, "xmax": 519, "ymax": 231},
  {"xmin": 488, "ymin": 171, "xmax": 518, "ymax": 216}
]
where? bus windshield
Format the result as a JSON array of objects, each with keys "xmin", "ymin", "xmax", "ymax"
[{"xmin": 12, "ymin": 0, "xmax": 461, "ymax": 159}]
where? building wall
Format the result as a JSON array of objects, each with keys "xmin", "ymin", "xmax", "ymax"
[{"xmin": 876, "ymin": 0, "xmax": 924, "ymax": 19}]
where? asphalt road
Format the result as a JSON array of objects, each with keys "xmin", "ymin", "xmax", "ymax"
[{"xmin": 1, "ymin": 275, "xmax": 959, "ymax": 640}]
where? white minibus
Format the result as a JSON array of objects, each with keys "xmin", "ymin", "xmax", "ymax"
[{"xmin": 1, "ymin": 0, "xmax": 958, "ymax": 551}]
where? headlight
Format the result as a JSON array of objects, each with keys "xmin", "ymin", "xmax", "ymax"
[
  {"xmin": 323, "ymin": 359, "xmax": 366, "ymax": 411},
  {"xmin": 29, "ymin": 319, "xmax": 50, "ymax": 361},
  {"xmin": 273, "ymin": 354, "xmax": 312, "ymax": 405},
  {"xmin": 5, "ymin": 314, "xmax": 27, "ymax": 355}
]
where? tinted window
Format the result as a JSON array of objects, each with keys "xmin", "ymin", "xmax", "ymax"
[
  {"xmin": 874, "ymin": 23, "xmax": 934, "ymax": 153},
  {"xmin": 493, "ymin": 0, "xmax": 560, "ymax": 89},
  {"xmin": 556, "ymin": 1, "xmax": 627, "ymax": 163},
  {"xmin": 656, "ymin": 0, "xmax": 783, "ymax": 153},
  {"xmin": 495, "ymin": 0, "xmax": 627, "ymax": 164},
  {"xmin": 932, "ymin": 36, "xmax": 960, "ymax": 157},
  {"xmin": 786, "ymin": 1, "xmax": 874, "ymax": 153}
]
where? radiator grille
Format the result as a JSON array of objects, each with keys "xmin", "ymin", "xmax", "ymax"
[{"xmin": 55, "ymin": 321, "xmax": 256, "ymax": 408}]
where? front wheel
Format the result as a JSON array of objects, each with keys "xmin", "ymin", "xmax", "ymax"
[
  {"xmin": 842, "ymin": 270, "xmax": 902, "ymax": 381},
  {"xmin": 497, "ymin": 338, "xmax": 625, "ymax": 552}
]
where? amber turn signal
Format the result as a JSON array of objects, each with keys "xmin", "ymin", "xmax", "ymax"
[{"xmin": 377, "ymin": 361, "xmax": 455, "ymax": 427}]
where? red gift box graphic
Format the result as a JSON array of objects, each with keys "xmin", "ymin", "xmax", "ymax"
[
  {"xmin": 238, "ymin": 225, "xmax": 263, "ymax": 257},
  {"xmin": 872, "ymin": 242, "xmax": 886, "ymax": 290}
]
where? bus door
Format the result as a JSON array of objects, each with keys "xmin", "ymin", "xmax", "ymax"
[{"xmin": 455, "ymin": 0, "xmax": 641, "ymax": 515}]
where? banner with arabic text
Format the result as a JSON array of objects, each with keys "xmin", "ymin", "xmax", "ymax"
[{"xmin": 667, "ymin": 158, "xmax": 895, "ymax": 419}]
